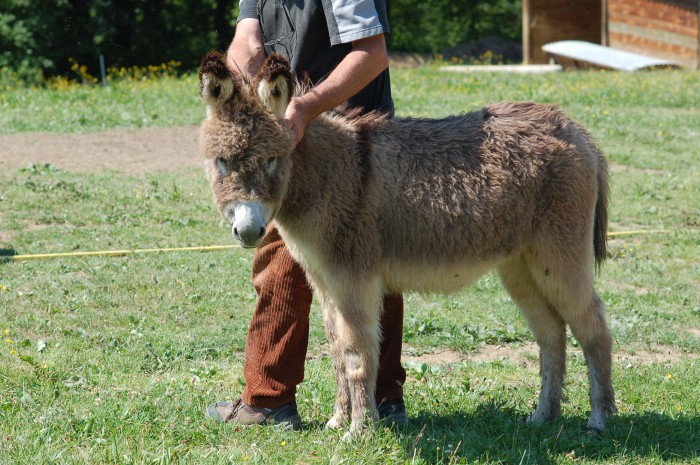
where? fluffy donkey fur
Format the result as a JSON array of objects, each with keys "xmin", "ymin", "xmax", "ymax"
[{"xmin": 198, "ymin": 52, "xmax": 616, "ymax": 434}]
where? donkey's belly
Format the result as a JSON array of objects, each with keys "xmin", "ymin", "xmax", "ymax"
[{"xmin": 381, "ymin": 258, "xmax": 502, "ymax": 294}]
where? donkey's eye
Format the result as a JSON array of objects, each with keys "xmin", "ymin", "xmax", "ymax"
[
  {"xmin": 216, "ymin": 157, "xmax": 228, "ymax": 175},
  {"xmin": 264, "ymin": 157, "xmax": 278, "ymax": 173}
]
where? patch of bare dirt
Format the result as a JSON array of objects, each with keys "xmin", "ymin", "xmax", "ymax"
[
  {"xmin": 608, "ymin": 282, "xmax": 650, "ymax": 296},
  {"xmin": 401, "ymin": 342, "xmax": 696, "ymax": 368},
  {"xmin": 23, "ymin": 221, "xmax": 53, "ymax": 232},
  {"xmin": 404, "ymin": 343, "xmax": 539, "ymax": 368},
  {"xmin": 404, "ymin": 348, "xmax": 470, "ymax": 365},
  {"xmin": 607, "ymin": 162, "xmax": 663, "ymax": 175},
  {"xmin": 607, "ymin": 221, "xmax": 649, "ymax": 232},
  {"xmin": 0, "ymin": 126, "xmax": 201, "ymax": 174},
  {"xmin": 617, "ymin": 343, "xmax": 698, "ymax": 365},
  {"xmin": 608, "ymin": 162, "xmax": 627, "ymax": 173}
]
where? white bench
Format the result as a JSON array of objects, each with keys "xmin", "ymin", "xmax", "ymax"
[{"xmin": 542, "ymin": 40, "xmax": 680, "ymax": 71}]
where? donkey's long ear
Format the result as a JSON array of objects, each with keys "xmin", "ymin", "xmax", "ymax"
[
  {"xmin": 256, "ymin": 54, "xmax": 294, "ymax": 119},
  {"xmin": 199, "ymin": 52, "xmax": 236, "ymax": 113}
]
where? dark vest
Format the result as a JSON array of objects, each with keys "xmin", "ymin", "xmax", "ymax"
[{"xmin": 255, "ymin": 0, "xmax": 394, "ymax": 116}]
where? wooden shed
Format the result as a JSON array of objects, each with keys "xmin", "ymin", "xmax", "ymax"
[
  {"xmin": 522, "ymin": 0, "xmax": 603, "ymax": 65},
  {"xmin": 523, "ymin": 0, "xmax": 700, "ymax": 69}
]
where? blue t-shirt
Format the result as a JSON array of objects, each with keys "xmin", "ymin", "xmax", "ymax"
[{"xmin": 237, "ymin": 0, "xmax": 393, "ymax": 115}]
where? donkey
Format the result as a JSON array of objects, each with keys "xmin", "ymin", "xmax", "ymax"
[{"xmin": 198, "ymin": 52, "xmax": 616, "ymax": 434}]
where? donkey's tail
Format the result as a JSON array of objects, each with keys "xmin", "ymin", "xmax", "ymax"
[{"xmin": 594, "ymin": 149, "xmax": 610, "ymax": 269}]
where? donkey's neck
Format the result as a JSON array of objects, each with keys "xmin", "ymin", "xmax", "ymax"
[{"xmin": 278, "ymin": 113, "xmax": 366, "ymax": 222}]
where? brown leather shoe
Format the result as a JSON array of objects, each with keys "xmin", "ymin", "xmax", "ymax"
[{"xmin": 206, "ymin": 399, "xmax": 302, "ymax": 430}]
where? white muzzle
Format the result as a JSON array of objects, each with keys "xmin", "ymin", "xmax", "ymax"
[{"xmin": 231, "ymin": 201, "xmax": 267, "ymax": 248}]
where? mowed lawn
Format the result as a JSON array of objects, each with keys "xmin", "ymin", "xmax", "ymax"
[{"xmin": 1, "ymin": 66, "xmax": 699, "ymax": 464}]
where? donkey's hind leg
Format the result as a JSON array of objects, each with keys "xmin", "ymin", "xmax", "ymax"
[
  {"xmin": 528, "ymin": 248, "xmax": 616, "ymax": 432},
  {"xmin": 498, "ymin": 258, "xmax": 567, "ymax": 424},
  {"xmin": 572, "ymin": 293, "xmax": 616, "ymax": 432}
]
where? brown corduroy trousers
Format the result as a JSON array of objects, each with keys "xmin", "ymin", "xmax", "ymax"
[{"xmin": 241, "ymin": 227, "xmax": 406, "ymax": 408}]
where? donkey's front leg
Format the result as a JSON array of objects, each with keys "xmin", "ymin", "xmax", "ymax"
[{"xmin": 334, "ymin": 286, "xmax": 382, "ymax": 434}]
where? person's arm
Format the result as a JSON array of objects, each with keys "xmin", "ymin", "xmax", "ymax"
[
  {"xmin": 226, "ymin": 18, "xmax": 265, "ymax": 76},
  {"xmin": 284, "ymin": 33, "xmax": 389, "ymax": 147}
]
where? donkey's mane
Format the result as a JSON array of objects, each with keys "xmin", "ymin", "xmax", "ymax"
[{"xmin": 327, "ymin": 103, "xmax": 390, "ymax": 128}]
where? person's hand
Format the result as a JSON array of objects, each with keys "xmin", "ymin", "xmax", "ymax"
[{"xmin": 284, "ymin": 96, "xmax": 316, "ymax": 148}]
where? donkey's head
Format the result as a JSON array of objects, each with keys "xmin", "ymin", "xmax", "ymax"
[{"xmin": 199, "ymin": 52, "xmax": 295, "ymax": 248}]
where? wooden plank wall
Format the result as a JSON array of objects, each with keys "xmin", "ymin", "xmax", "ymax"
[
  {"xmin": 523, "ymin": 0, "xmax": 602, "ymax": 64},
  {"xmin": 606, "ymin": 0, "xmax": 699, "ymax": 68}
]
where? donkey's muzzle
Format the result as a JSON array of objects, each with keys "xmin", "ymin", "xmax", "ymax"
[
  {"xmin": 231, "ymin": 201, "xmax": 267, "ymax": 248},
  {"xmin": 233, "ymin": 224, "xmax": 266, "ymax": 248}
]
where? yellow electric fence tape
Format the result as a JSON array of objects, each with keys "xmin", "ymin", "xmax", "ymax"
[
  {"xmin": 607, "ymin": 229, "xmax": 670, "ymax": 237},
  {"xmin": 3, "ymin": 245, "xmax": 239, "ymax": 261},
  {"xmin": 0, "ymin": 229, "xmax": 685, "ymax": 262}
]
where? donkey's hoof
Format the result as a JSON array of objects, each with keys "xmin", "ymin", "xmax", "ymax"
[
  {"xmin": 586, "ymin": 413, "xmax": 606, "ymax": 433},
  {"xmin": 336, "ymin": 422, "xmax": 366, "ymax": 441},
  {"xmin": 526, "ymin": 406, "xmax": 558, "ymax": 426},
  {"xmin": 325, "ymin": 412, "xmax": 346, "ymax": 430},
  {"xmin": 348, "ymin": 421, "xmax": 368, "ymax": 436},
  {"xmin": 526, "ymin": 410, "xmax": 545, "ymax": 426}
]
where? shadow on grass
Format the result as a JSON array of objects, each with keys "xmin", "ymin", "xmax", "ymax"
[
  {"xmin": 0, "ymin": 247, "xmax": 16, "ymax": 257},
  {"xmin": 0, "ymin": 248, "xmax": 17, "ymax": 265},
  {"xmin": 400, "ymin": 405, "xmax": 700, "ymax": 464}
]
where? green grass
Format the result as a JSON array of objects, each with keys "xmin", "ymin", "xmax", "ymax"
[
  {"xmin": 1, "ymin": 66, "xmax": 699, "ymax": 464},
  {"xmin": 0, "ymin": 74, "xmax": 200, "ymax": 134}
]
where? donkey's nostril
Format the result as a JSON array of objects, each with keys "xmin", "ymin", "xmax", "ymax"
[
  {"xmin": 233, "ymin": 227, "xmax": 240, "ymax": 239},
  {"xmin": 258, "ymin": 227, "xmax": 266, "ymax": 240}
]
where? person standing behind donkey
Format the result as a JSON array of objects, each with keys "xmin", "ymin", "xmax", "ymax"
[{"xmin": 205, "ymin": 0, "xmax": 407, "ymax": 429}]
